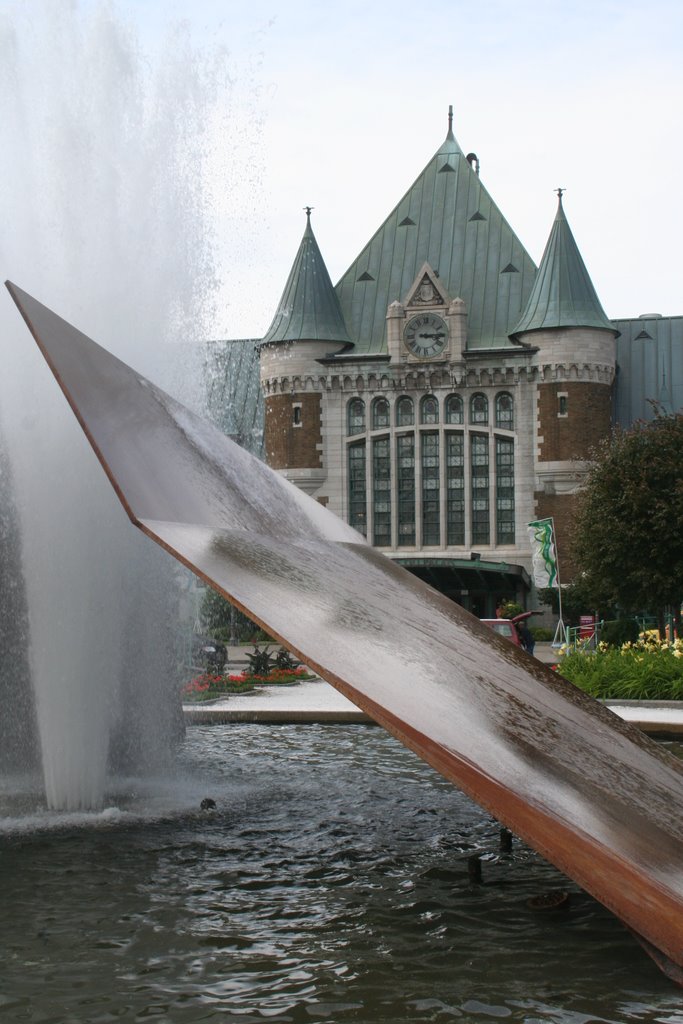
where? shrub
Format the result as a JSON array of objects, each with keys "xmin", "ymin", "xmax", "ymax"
[
  {"xmin": 275, "ymin": 647, "xmax": 299, "ymax": 670},
  {"xmin": 499, "ymin": 600, "xmax": 524, "ymax": 618},
  {"xmin": 246, "ymin": 645, "xmax": 274, "ymax": 676},
  {"xmin": 557, "ymin": 636, "xmax": 683, "ymax": 700},
  {"xmin": 531, "ymin": 627, "xmax": 553, "ymax": 642},
  {"xmin": 599, "ymin": 618, "xmax": 640, "ymax": 648}
]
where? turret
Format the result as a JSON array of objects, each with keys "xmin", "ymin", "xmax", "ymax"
[
  {"xmin": 259, "ymin": 209, "xmax": 351, "ymax": 495},
  {"xmin": 512, "ymin": 192, "xmax": 617, "ymax": 577}
]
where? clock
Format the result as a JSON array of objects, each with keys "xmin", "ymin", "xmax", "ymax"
[{"xmin": 403, "ymin": 312, "xmax": 449, "ymax": 358}]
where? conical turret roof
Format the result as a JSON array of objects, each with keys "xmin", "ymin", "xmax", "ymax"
[
  {"xmin": 511, "ymin": 193, "xmax": 616, "ymax": 338},
  {"xmin": 334, "ymin": 109, "xmax": 537, "ymax": 353},
  {"xmin": 261, "ymin": 209, "xmax": 351, "ymax": 347}
]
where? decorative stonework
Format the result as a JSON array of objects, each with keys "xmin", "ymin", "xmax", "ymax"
[{"xmin": 404, "ymin": 264, "xmax": 450, "ymax": 309}]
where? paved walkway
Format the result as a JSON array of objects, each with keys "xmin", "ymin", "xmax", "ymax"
[
  {"xmin": 184, "ymin": 676, "xmax": 683, "ymax": 736},
  {"xmin": 185, "ymin": 642, "xmax": 683, "ymax": 734},
  {"xmin": 184, "ymin": 678, "xmax": 370, "ymax": 724}
]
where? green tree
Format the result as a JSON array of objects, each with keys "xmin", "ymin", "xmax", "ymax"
[
  {"xmin": 570, "ymin": 411, "xmax": 683, "ymax": 634},
  {"xmin": 199, "ymin": 588, "xmax": 261, "ymax": 642}
]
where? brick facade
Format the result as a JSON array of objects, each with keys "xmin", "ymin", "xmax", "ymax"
[
  {"xmin": 533, "ymin": 490, "xmax": 580, "ymax": 579},
  {"xmin": 537, "ymin": 381, "xmax": 612, "ymax": 462},
  {"xmin": 264, "ymin": 393, "xmax": 322, "ymax": 470}
]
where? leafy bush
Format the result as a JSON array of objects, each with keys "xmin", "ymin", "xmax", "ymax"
[
  {"xmin": 275, "ymin": 647, "xmax": 299, "ymax": 670},
  {"xmin": 246, "ymin": 645, "xmax": 274, "ymax": 676},
  {"xmin": 499, "ymin": 600, "xmax": 524, "ymax": 618},
  {"xmin": 531, "ymin": 627, "xmax": 553, "ymax": 642},
  {"xmin": 557, "ymin": 636, "xmax": 683, "ymax": 700},
  {"xmin": 599, "ymin": 618, "xmax": 640, "ymax": 648}
]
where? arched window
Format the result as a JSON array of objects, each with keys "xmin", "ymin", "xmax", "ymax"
[
  {"xmin": 347, "ymin": 398, "xmax": 365, "ymax": 436},
  {"xmin": 395, "ymin": 396, "xmax": 414, "ymax": 426},
  {"xmin": 420, "ymin": 395, "xmax": 439, "ymax": 425},
  {"xmin": 445, "ymin": 394, "xmax": 464, "ymax": 424},
  {"xmin": 495, "ymin": 392, "xmax": 514, "ymax": 430},
  {"xmin": 372, "ymin": 397, "xmax": 390, "ymax": 429},
  {"xmin": 470, "ymin": 393, "xmax": 488, "ymax": 425}
]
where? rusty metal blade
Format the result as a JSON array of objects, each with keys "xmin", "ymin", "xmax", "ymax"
[{"xmin": 7, "ymin": 279, "xmax": 683, "ymax": 975}]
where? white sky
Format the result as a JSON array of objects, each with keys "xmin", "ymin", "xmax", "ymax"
[{"xmin": 24, "ymin": 0, "xmax": 683, "ymax": 337}]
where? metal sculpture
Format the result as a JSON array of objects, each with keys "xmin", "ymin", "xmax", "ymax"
[{"xmin": 7, "ymin": 280, "xmax": 683, "ymax": 981}]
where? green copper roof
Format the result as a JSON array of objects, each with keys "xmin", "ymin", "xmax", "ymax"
[
  {"xmin": 334, "ymin": 115, "xmax": 537, "ymax": 354},
  {"xmin": 511, "ymin": 194, "xmax": 615, "ymax": 338},
  {"xmin": 261, "ymin": 210, "xmax": 351, "ymax": 347}
]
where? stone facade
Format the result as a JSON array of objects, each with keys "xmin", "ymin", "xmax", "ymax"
[
  {"xmin": 259, "ymin": 288, "xmax": 616, "ymax": 613},
  {"xmin": 255, "ymin": 121, "xmax": 630, "ymax": 614}
]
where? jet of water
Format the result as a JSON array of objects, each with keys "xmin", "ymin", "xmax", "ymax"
[{"xmin": 0, "ymin": 1, "xmax": 236, "ymax": 810}]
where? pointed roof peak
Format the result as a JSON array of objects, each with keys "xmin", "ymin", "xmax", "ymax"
[
  {"xmin": 436, "ymin": 103, "xmax": 461, "ymax": 157},
  {"xmin": 261, "ymin": 210, "xmax": 352, "ymax": 348},
  {"xmin": 511, "ymin": 192, "xmax": 616, "ymax": 338},
  {"xmin": 335, "ymin": 111, "xmax": 535, "ymax": 352}
]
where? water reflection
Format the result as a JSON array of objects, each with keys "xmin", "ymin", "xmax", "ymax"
[{"xmin": 1, "ymin": 726, "xmax": 681, "ymax": 1023}]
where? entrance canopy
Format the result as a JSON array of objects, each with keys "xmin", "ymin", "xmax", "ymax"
[{"xmin": 394, "ymin": 556, "xmax": 530, "ymax": 617}]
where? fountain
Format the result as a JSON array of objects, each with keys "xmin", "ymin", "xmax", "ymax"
[
  {"xmin": 0, "ymin": 1, "xmax": 225, "ymax": 809},
  {"xmin": 3, "ymin": 5, "xmax": 683, "ymax": 1016},
  {"xmin": 9, "ymin": 278, "xmax": 683, "ymax": 988}
]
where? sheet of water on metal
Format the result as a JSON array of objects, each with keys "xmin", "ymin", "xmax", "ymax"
[{"xmin": 7, "ymin": 280, "xmax": 683, "ymax": 982}]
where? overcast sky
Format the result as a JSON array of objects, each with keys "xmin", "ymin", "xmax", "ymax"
[{"xmin": 9, "ymin": 0, "xmax": 683, "ymax": 338}]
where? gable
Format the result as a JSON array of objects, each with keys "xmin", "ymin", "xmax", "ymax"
[{"xmin": 335, "ymin": 132, "xmax": 537, "ymax": 355}]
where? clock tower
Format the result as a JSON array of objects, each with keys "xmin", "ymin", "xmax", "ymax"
[{"xmin": 386, "ymin": 262, "xmax": 467, "ymax": 364}]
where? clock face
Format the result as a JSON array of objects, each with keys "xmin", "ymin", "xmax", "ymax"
[{"xmin": 403, "ymin": 313, "xmax": 449, "ymax": 358}]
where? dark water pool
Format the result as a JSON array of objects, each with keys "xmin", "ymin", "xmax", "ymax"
[{"xmin": 1, "ymin": 725, "xmax": 682, "ymax": 1023}]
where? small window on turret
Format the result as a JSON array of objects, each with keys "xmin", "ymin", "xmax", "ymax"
[
  {"xmin": 557, "ymin": 393, "xmax": 568, "ymax": 418},
  {"xmin": 293, "ymin": 403, "xmax": 302, "ymax": 427}
]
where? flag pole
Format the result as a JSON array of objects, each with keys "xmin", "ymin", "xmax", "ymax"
[
  {"xmin": 551, "ymin": 517, "xmax": 567, "ymax": 648},
  {"xmin": 527, "ymin": 517, "xmax": 567, "ymax": 648}
]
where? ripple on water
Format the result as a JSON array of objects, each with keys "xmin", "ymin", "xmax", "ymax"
[{"xmin": 1, "ymin": 725, "xmax": 683, "ymax": 1023}]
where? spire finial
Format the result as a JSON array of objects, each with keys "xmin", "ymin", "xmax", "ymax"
[
  {"xmin": 448, "ymin": 105, "xmax": 453, "ymax": 134},
  {"xmin": 304, "ymin": 205, "xmax": 313, "ymax": 219},
  {"xmin": 555, "ymin": 188, "xmax": 565, "ymax": 203}
]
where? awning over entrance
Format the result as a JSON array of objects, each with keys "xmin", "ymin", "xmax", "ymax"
[{"xmin": 392, "ymin": 556, "xmax": 531, "ymax": 618}]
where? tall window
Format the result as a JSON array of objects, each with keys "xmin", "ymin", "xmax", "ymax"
[
  {"xmin": 372, "ymin": 437, "xmax": 391, "ymax": 546},
  {"xmin": 446, "ymin": 433, "xmax": 465, "ymax": 545},
  {"xmin": 495, "ymin": 392, "xmax": 514, "ymax": 430},
  {"xmin": 421, "ymin": 432, "xmax": 440, "ymax": 545},
  {"xmin": 420, "ymin": 395, "xmax": 439, "ymax": 424},
  {"xmin": 496, "ymin": 438, "xmax": 515, "ymax": 544},
  {"xmin": 471, "ymin": 434, "xmax": 490, "ymax": 544},
  {"xmin": 396, "ymin": 396, "xmax": 414, "ymax": 426},
  {"xmin": 372, "ymin": 397, "xmax": 390, "ymax": 429},
  {"xmin": 470, "ymin": 393, "xmax": 488, "ymax": 425},
  {"xmin": 397, "ymin": 435, "xmax": 415, "ymax": 546},
  {"xmin": 347, "ymin": 398, "xmax": 365, "ymax": 436},
  {"xmin": 445, "ymin": 394, "xmax": 464, "ymax": 424},
  {"xmin": 348, "ymin": 442, "xmax": 367, "ymax": 535}
]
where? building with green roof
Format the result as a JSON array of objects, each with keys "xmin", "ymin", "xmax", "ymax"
[{"xmin": 236, "ymin": 109, "xmax": 681, "ymax": 615}]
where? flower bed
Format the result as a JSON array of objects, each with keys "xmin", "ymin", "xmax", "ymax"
[
  {"xmin": 182, "ymin": 667, "xmax": 316, "ymax": 702},
  {"xmin": 557, "ymin": 636, "xmax": 683, "ymax": 700},
  {"xmin": 250, "ymin": 667, "xmax": 314, "ymax": 686},
  {"xmin": 182, "ymin": 673, "xmax": 257, "ymax": 702}
]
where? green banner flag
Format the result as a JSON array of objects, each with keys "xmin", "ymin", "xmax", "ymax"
[{"xmin": 527, "ymin": 518, "xmax": 559, "ymax": 588}]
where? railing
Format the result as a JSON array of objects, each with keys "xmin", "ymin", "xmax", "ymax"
[{"xmin": 564, "ymin": 622, "xmax": 602, "ymax": 653}]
